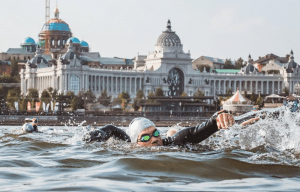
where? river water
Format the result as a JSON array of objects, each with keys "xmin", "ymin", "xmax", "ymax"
[{"xmin": 1, "ymin": 107, "xmax": 300, "ymax": 191}]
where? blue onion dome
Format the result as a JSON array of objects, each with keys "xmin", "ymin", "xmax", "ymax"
[
  {"xmin": 42, "ymin": 18, "xmax": 71, "ymax": 32},
  {"xmin": 80, "ymin": 40, "xmax": 89, "ymax": 47},
  {"xmin": 23, "ymin": 37, "xmax": 36, "ymax": 45},
  {"xmin": 66, "ymin": 37, "xmax": 80, "ymax": 44}
]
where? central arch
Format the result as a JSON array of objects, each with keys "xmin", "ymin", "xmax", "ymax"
[{"xmin": 167, "ymin": 68, "xmax": 184, "ymax": 96}]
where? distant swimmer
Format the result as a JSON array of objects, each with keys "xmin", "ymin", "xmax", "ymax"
[
  {"xmin": 83, "ymin": 110, "xmax": 256, "ymax": 147},
  {"xmin": 22, "ymin": 118, "xmax": 38, "ymax": 133}
]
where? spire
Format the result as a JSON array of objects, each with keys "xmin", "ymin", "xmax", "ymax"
[
  {"xmin": 248, "ymin": 54, "xmax": 252, "ymax": 65},
  {"xmin": 289, "ymin": 49, "xmax": 294, "ymax": 62},
  {"xmin": 54, "ymin": 4, "xmax": 59, "ymax": 19},
  {"xmin": 166, "ymin": 19, "xmax": 172, "ymax": 32},
  {"xmin": 68, "ymin": 40, "xmax": 74, "ymax": 51},
  {"xmin": 36, "ymin": 45, "xmax": 42, "ymax": 56}
]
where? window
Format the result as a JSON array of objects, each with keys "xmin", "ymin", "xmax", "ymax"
[{"xmin": 70, "ymin": 75, "xmax": 80, "ymax": 95}]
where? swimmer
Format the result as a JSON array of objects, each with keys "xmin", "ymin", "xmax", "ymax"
[
  {"xmin": 83, "ymin": 110, "xmax": 251, "ymax": 146},
  {"xmin": 22, "ymin": 118, "xmax": 38, "ymax": 133}
]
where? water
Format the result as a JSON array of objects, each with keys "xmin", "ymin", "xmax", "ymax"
[{"xmin": 1, "ymin": 107, "xmax": 300, "ymax": 191}]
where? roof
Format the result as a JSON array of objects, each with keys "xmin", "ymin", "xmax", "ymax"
[
  {"xmin": 67, "ymin": 37, "xmax": 80, "ymax": 44},
  {"xmin": 99, "ymin": 57, "xmax": 134, "ymax": 65},
  {"xmin": 99, "ymin": 57, "xmax": 125, "ymax": 65},
  {"xmin": 202, "ymin": 56, "xmax": 226, "ymax": 64},
  {"xmin": 23, "ymin": 37, "xmax": 35, "ymax": 45},
  {"xmin": 6, "ymin": 48, "xmax": 33, "ymax": 55},
  {"xmin": 80, "ymin": 40, "xmax": 89, "ymax": 47},
  {"xmin": 225, "ymin": 90, "xmax": 250, "ymax": 103},
  {"xmin": 253, "ymin": 53, "xmax": 288, "ymax": 64},
  {"xmin": 215, "ymin": 69, "xmax": 240, "ymax": 73},
  {"xmin": 42, "ymin": 19, "xmax": 70, "ymax": 32}
]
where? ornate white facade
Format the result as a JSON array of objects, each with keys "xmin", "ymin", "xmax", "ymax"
[{"xmin": 20, "ymin": 20, "xmax": 300, "ymax": 99}]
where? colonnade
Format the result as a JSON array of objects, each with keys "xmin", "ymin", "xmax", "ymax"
[
  {"xmin": 87, "ymin": 75, "xmax": 144, "ymax": 95},
  {"xmin": 211, "ymin": 79, "xmax": 284, "ymax": 95}
]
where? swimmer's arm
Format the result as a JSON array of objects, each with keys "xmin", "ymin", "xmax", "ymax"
[
  {"xmin": 240, "ymin": 117, "xmax": 260, "ymax": 126},
  {"xmin": 163, "ymin": 111, "xmax": 227, "ymax": 145},
  {"xmin": 83, "ymin": 125, "xmax": 131, "ymax": 143}
]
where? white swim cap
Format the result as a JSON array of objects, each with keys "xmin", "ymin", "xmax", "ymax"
[
  {"xmin": 128, "ymin": 117, "xmax": 155, "ymax": 143},
  {"xmin": 22, "ymin": 123, "xmax": 34, "ymax": 133}
]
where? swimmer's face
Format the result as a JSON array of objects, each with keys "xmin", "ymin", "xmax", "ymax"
[{"xmin": 137, "ymin": 126, "xmax": 163, "ymax": 147}]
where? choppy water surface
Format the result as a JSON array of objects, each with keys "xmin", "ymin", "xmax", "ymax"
[{"xmin": 1, "ymin": 107, "xmax": 300, "ymax": 191}]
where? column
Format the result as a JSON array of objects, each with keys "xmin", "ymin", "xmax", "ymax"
[
  {"xmin": 214, "ymin": 81, "xmax": 216, "ymax": 95},
  {"xmin": 125, "ymin": 77, "xmax": 127, "ymax": 92},
  {"xmin": 130, "ymin": 78, "xmax": 132, "ymax": 94},
  {"xmin": 278, "ymin": 81, "xmax": 280, "ymax": 94},
  {"xmin": 116, "ymin": 77, "xmax": 118, "ymax": 94},
  {"xmin": 234, "ymin": 81, "xmax": 237, "ymax": 92},
  {"xmin": 267, "ymin": 81, "xmax": 269, "ymax": 94},
  {"xmin": 255, "ymin": 81, "xmax": 258, "ymax": 94},
  {"xmin": 139, "ymin": 78, "xmax": 142, "ymax": 92},
  {"xmin": 120, "ymin": 77, "xmax": 123, "ymax": 92},
  {"xmin": 245, "ymin": 81, "xmax": 248, "ymax": 92},
  {"xmin": 107, "ymin": 76, "xmax": 110, "ymax": 93},
  {"xmin": 218, "ymin": 80, "xmax": 221, "ymax": 94},
  {"xmin": 272, "ymin": 81, "xmax": 275, "ymax": 94},
  {"xmin": 135, "ymin": 78, "xmax": 137, "ymax": 94}
]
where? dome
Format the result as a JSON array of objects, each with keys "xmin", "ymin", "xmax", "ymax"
[
  {"xmin": 42, "ymin": 19, "xmax": 70, "ymax": 32},
  {"xmin": 67, "ymin": 37, "xmax": 80, "ymax": 44},
  {"xmin": 23, "ymin": 37, "xmax": 36, "ymax": 45},
  {"xmin": 156, "ymin": 20, "xmax": 181, "ymax": 47},
  {"xmin": 80, "ymin": 40, "xmax": 89, "ymax": 47}
]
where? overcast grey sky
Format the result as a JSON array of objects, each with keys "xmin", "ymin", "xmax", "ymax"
[{"xmin": 1, "ymin": 0, "xmax": 300, "ymax": 62}]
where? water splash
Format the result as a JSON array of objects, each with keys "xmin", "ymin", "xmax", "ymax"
[{"xmin": 204, "ymin": 106, "xmax": 300, "ymax": 165}]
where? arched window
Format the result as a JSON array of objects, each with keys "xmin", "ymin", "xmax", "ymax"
[
  {"xmin": 51, "ymin": 39, "xmax": 55, "ymax": 46},
  {"xmin": 58, "ymin": 39, "xmax": 61, "ymax": 46},
  {"xmin": 63, "ymin": 39, "xmax": 66, "ymax": 45},
  {"xmin": 167, "ymin": 68, "xmax": 184, "ymax": 96}
]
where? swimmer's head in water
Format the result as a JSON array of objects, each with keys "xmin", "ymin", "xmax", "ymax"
[{"xmin": 128, "ymin": 117, "xmax": 156, "ymax": 143}]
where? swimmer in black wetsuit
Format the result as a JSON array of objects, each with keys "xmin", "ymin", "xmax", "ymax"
[{"xmin": 83, "ymin": 110, "xmax": 240, "ymax": 147}]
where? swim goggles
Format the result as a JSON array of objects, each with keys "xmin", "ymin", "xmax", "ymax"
[{"xmin": 137, "ymin": 129, "xmax": 160, "ymax": 142}]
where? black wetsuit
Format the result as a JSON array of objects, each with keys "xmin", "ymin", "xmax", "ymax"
[{"xmin": 83, "ymin": 111, "xmax": 221, "ymax": 145}]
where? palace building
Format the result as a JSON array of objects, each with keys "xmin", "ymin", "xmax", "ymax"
[{"xmin": 16, "ymin": 6, "xmax": 300, "ymax": 106}]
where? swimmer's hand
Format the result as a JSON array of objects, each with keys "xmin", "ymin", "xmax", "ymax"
[
  {"xmin": 240, "ymin": 117, "xmax": 260, "ymax": 126},
  {"xmin": 216, "ymin": 112, "xmax": 235, "ymax": 129}
]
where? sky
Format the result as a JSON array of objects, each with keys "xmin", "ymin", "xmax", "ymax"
[{"xmin": 1, "ymin": 0, "xmax": 300, "ymax": 62}]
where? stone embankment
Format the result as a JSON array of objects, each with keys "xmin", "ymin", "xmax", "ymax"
[{"xmin": 0, "ymin": 115, "xmax": 209, "ymax": 127}]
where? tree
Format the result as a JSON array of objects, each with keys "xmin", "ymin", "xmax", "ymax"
[
  {"xmin": 10, "ymin": 59, "xmax": 19, "ymax": 78},
  {"xmin": 147, "ymin": 92, "xmax": 155, "ymax": 103},
  {"xmin": 118, "ymin": 92, "xmax": 131, "ymax": 110},
  {"xmin": 198, "ymin": 64, "xmax": 211, "ymax": 72},
  {"xmin": 283, "ymin": 87, "xmax": 289, "ymax": 95},
  {"xmin": 194, "ymin": 89, "xmax": 204, "ymax": 102},
  {"xmin": 98, "ymin": 89, "xmax": 111, "ymax": 107},
  {"xmin": 51, "ymin": 89, "xmax": 58, "ymax": 100},
  {"xmin": 41, "ymin": 89, "xmax": 51, "ymax": 103},
  {"xmin": 132, "ymin": 89, "xmax": 145, "ymax": 111},
  {"xmin": 154, "ymin": 87, "xmax": 164, "ymax": 96},
  {"xmin": 244, "ymin": 90, "xmax": 249, "ymax": 99},
  {"xmin": 234, "ymin": 57, "xmax": 246, "ymax": 69},
  {"xmin": 6, "ymin": 88, "xmax": 20, "ymax": 109},
  {"xmin": 223, "ymin": 59, "xmax": 236, "ymax": 69},
  {"xmin": 181, "ymin": 91, "xmax": 188, "ymax": 97},
  {"xmin": 26, "ymin": 88, "xmax": 39, "ymax": 108},
  {"xmin": 256, "ymin": 96, "xmax": 264, "ymax": 108},
  {"xmin": 47, "ymin": 87, "xmax": 53, "ymax": 94},
  {"xmin": 250, "ymin": 92, "xmax": 256, "ymax": 102}
]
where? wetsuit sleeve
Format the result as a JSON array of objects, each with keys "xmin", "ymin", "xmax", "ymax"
[
  {"xmin": 162, "ymin": 112, "xmax": 220, "ymax": 145},
  {"xmin": 83, "ymin": 124, "xmax": 131, "ymax": 143}
]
